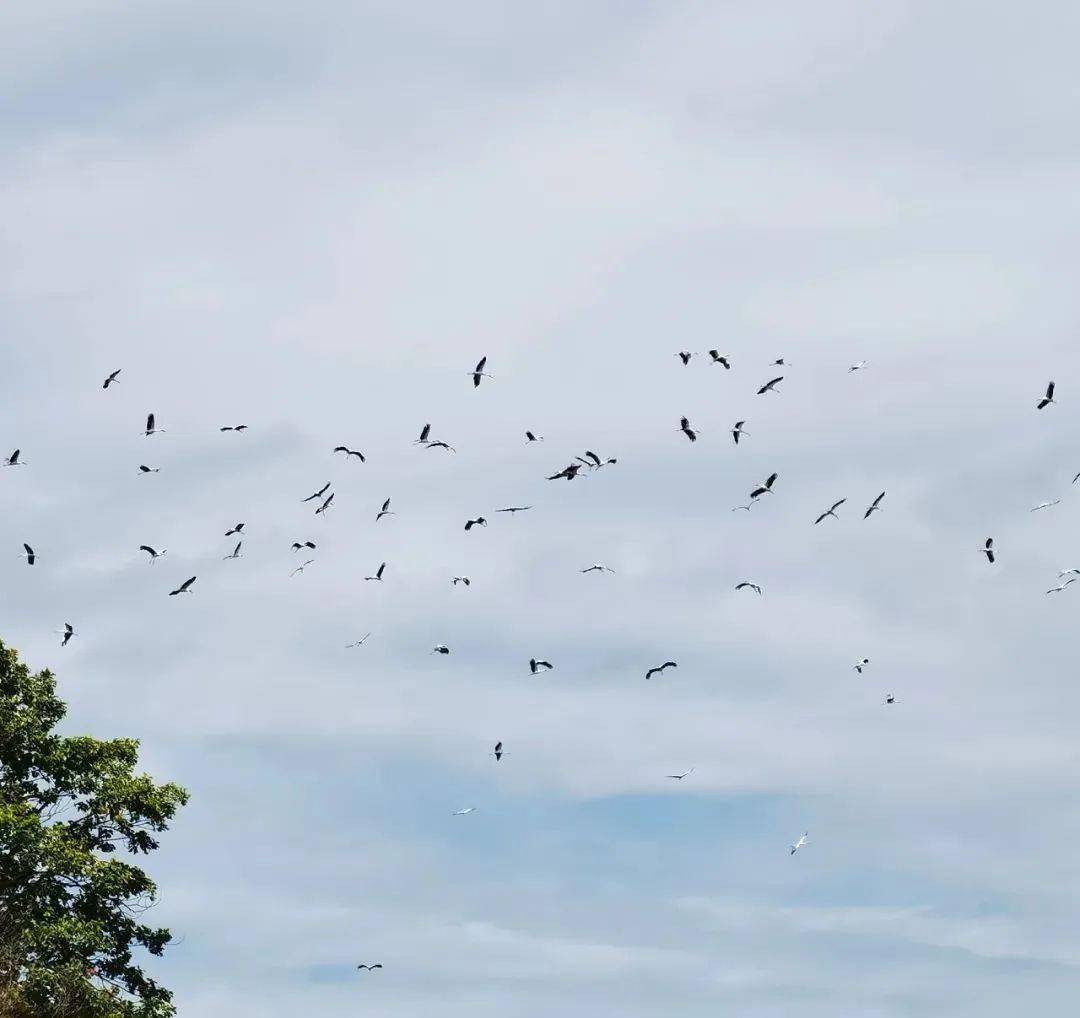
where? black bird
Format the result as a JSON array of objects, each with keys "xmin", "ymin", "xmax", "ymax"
[
  {"xmin": 646, "ymin": 661, "xmax": 678, "ymax": 680},
  {"xmin": 864, "ymin": 491, "xmax": 886, "ymax": 519},
  {"xmin": 314, "ymin": 493, "xmax": 335, "ymax": 516},
  {"xmin": 138, "ymin": 464, "xmax": 160, "ymax": 474},
  {"xmin": 496, "ymin": 506, "xmax": 532, "ymax": 514},
  {"xmin": 356, "ymin": 964, "xmax": 383, "ymax": 972},
  {"xmin": 471, "ymin": 356, "xmax": 492, "ymax": 388},
  {"xmin": 169, "ymin": 576, "xmax": 196, "ymax": 596},
  {"xmin": 333, "ymin": 446, "xmax": 365, "ymax": 461},
  {"xmin": 21, "ymin": 543, "xmax": 35, "ymax": 565},
  {"xmin": 814, "ymin": 499, "xmax": 846, "ymax": 525},
  {"xmin": 530, "ymin": 658, "xmax": 554, "ymax": 673},
  {"xmin": 525, "ymin": 431, "xmax": 543, "ymax": 442},
  {"xmin": 708, "ymin": 350, "xmax": 730, "ymax": 369},
  {"xmin": 732, "ymin": 421, "xmax": 749, "ymax": 445},
  {"xmin": 735, "ymin": 582, "xmax": 763, "ymax": 595},
  {"xmin": 139, "ymin": 545, "xmax": 165, "ymax": 563},
  {"xmin": 4, "ymin": 449, "xmax": 24, "ymax": 466},
  {"xmin": 223, "ymin": 541, "xmax": 242, "ymax": 560},
  {"xmin": 60, "ymin": 623, "xmax": 76, "ymax": 647},
  {"xmin": 493, "ymin": 741, "xmax": 504, "ymax": 761},
  {"xmin": 431, "ymin": 644, "xmax": 450, "ymax": 655},
  {"xmin": 144, "ymin": 413, "xmax": 163, "ymax": 436},
  {"xmin": 291, "ymin": 541, "xmax": 316, "ymax": 552},
  {"xmin": 220, "ymin": 424, "xmax": 248, "ymax": 432},
  {"xmin": 885, "ymin": 695, "xmax": 896, "ymax": 705},
  {"xmin": 982, "ymin": 537, "xmax": 995, "ymax": 564},
  {"xmin": 225, "ymin": 522, "xmax": 245, "ymax": 536},
  {"xmin": 676, "ymin": 351, "xmax": 693, "ymax": 365},
  {"xmin": 679, "ymin": 416, "xmax": 698, "ymax": 443},
  {"xmin": 1037, "ymin": 381, "xmax": 1057, "ymax": 410},
  {"xmin": 365, "ymin": 562, "xmax": 386, "ymax": 582},
  {"xmin": 757, "ymin": 376, "xmax": 783, "ymax": 395},
  {"xmin": 464, "ymin": 517, "xmax": 487, "ymax": 531},
  {"xmin": 750, "ymin": 472, "xmax": 778, "ymax": 499},
  {"xmin": 548, "ymin": 463, "xmax": 584, "ymax": 480},
  {"xmin": 302, "ymin": 482, "xmax": 331, "ymax": 503},
  {"xmin": 376, "ymin": 498, "xmax": 394, "ymax": 522},
  {"xmin": 102, "ymin": 369, "xmax": 121, "ymax": 389}
]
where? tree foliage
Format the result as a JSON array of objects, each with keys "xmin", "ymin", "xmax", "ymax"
[{"xmin": 0, "ymin": 640, "xmax": 188, "ymax": 1016}]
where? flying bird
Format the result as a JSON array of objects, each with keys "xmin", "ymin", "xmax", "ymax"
[
  {"xmin": 102, "ymin": 369, "xmax": 121, "ymax": 389},
  {"xmin": 169, "ymin": 576, "xmax": 196, "ymax": 596},
  {"xmin": 225, "ymin": 523, "xmax": 245, "ymax": 536},
  {"xmin": 854, "ymin": 658, "xmax": 870, "ymax": 674},
  {"xmin": 1030, "ymin": 500, "xmax": 1061, "ymax": 512},
  {"xmin": 864, "ymin": 491, "xmax": 886, "ymax": 519},
  {"xmin": 771, "ymin": 358, "xmax": 787, "ymax": 366},
  {"xmin": 676, "ymin": 351, "xmax": 693, "ymax": 365},
  {"xmin": 735, "ymin": 582, "xmax": 763, "ymax": 595},
  {"xmin": 645, "ymin": 661, "xmax": 677, "ymax": 680},
  {"xmin": 581, "ymin": 564, "xmax": 615, "ymax": 574},
  {"xmin": 60, "ymin": 623, "xmax": 76, "ymax": 647},
  {"xmin": 1037, "ymin": 381, "xmax": 1057, "ymax": 410},
  {"xmin": 346, "ymin": 634, "xmax": 372, "ymax": 648},
  {"xmin": 290, "ymin": 560, "xmax": 314, "ymax": 577},
  {"xmin": 496, "ymin": 506, "xmax": 532, "ymax": 514},
  {"xmin": 525, "ymin": 431, "xmax": 543, "ymax": 442},
  {"xmin": 471, "ymin": 356, "xmax": 492, "ymax": 387},
  {"xmin": 1058, "ymin": 568, "xmax": 1080, "ymax": 577},
  {"xmin": 452, "ymin": 807, "xmax": 476, "ymax": 815},
  {"xmin": 529, "ymin": 658, "xmax": 554, "ymax": 674},
  {"xmin": 223, "ymin": 541, "xmax": 242, "ymax": 561},
  {"xmin": 302, "ymin": 482, "xmax": 331, "ymax": 503},
  {"xmin": 548, "ymin": 463, "xmax": 585, "ymax": 480},
  {"xmin": 731, "ymin": 421, "xmax": 749, "ymax": 445},
  {"xmin": 493, "ymin": 741, "xmax": 504, "ymax": 761},
  {"xmin": 139, "ymin": 545, "xmax": 165, "ymax": 563},
  {"xmin": 365, "ymin": 563, "xmax": 386, "ymax": 582},
  {"xmin": 376, "ymin": 498, "xmax": 394, "ymax": 522},
  {"xmin": 4, "ymin": 449, "xmax": 24, "ymax": 466},
  {"xmin": 356, "ymin": 964, "xmax": 383, "ymax": 972},
  {"xmin": 731, "ymin": 503, "xmax": 755, "ymax": 512},
  {"xmin": 1046, "ymin": 577, "xmax": 1077, "ymax": 594},
  {"xmin": 431, "ymin": 645, "xmax": 450, "ymax": 655},
  {"xmin": 138, "ymin": 465, "xmax": 159, "ymax": 474},
  {"xmin": 679, "ymin": 416, "xmax": 698, "ymax": 443},
  {"xmin": 291, "ymin": 541, "xmax": 316, "ymax": 552},
  {"xmin": 790, "ymin": 832, "xmax": 809, "ymax": 856},
  {"xmin": 314, "ymin": 493, "xmax": 335, "ymax": 516},
  {"xmin": 333, "ymin": 446, "xmax": 365, "ymax": 461},
  {"xmin": 464, "ymin": 517, "xmax": 487, "ymax": 531},
  {"xmin": 982, "ymin": 537, "xmax": 995, "ymax": 564},
  {"xmin": 20, "ymin": 543, "xmax": 35, "ymax": 565},
  {"xmin": 750, "ymin": 472, "xmax": 778, "ymax": 499},
  {"xmin": 757, "ymin": 376, "xmax": 783, "ymax": 395},
  {"xmin": 814, "ymin": 498, "xmax": 847, "ymax": 524},
  {"xmin": 848, "ymin": 360, "xmax": 869, "ymax": 372},
  {"xmin": 885, "ymin": 694, "xmax": 896, "ymax": 705},
  {"xmin": 707, "ymin": 350, "xmax": 730, "ymax": 368},
  {"xmin": 219, "ymin": 424, "xmax": 248, "ymax": 432},
  {"xmin": 426, "ymin": 440, "xmax": 456, "ymax": 452},
  {"xmin": 452, "ymin": 576, "xmax": 471, "ymax": 586},
  {"xmin": 666, "ymin": 768, "xmax": 695, "ymax": 780},
  {"xmin": 144, "ymin": 413, "xmax": 163, "ymax": 436}
]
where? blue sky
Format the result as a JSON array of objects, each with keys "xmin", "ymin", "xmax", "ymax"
[{"xmin": 4, "ymin": 2, "xmax": 1080, "ymax": 1015}]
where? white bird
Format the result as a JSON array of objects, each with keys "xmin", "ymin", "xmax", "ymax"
[
  {"xmin": 750, "ymin": 472, "xmax": 778, "ymax": 499},
  {"xmin": 731, "ymin": 421, "xmax": 749, "ymax": 445},
  {"xmin": 864, "ymin": 491, "xmax": 886, "ymax": 519},
  {"xmin": 790, "ymin": 831, "xmax": 809, "ymax": 856},
  {"xmin": 1037, "ymin": 380, "xmax": 1057, "ymax": 410},
  {"xmin": 1030, "ymin": 500, "xmax": 1061, "ymax": 512},
  {"xmin": 168, "ymin": 576, "xmax": 196, "ymax": 596},
  {"xmin": 302, "ymin": 482, "xmax": 331, "ymax": 503},
  {"xmin": 814, "ymin": 498, "xmax": 847, "ymax": 524},
  {"xmin": 757, "ymin": 376, "xmax": 783, "ymax": 395},
  {"xmin": 707, "ymin": 350, "xmax": 730, "ymax": 368},
  {"xmin": 19, "ymin": 543, "xmax": 36, "ymax": 565},
  {"xmin": 1058, "ymin": 568, "xmax": 1080, "ymax": 577},
  {"xmin": 290, "ymin": 559, "xmax": 314, "ymax": 576},
  {"xmin": 666, "ymin": 768, "xmax": 695, "ymax": 780},
  {"xmin": 59, "ymin": 623, "xmax": 76, "ymax": 647},
  {"xmin": 346, "ymin": 634, "xmax": 372, "ymax": 648},
  {"xmin": 139, "ymin": 545, "xmax": 166, "ymax": 563},
  {"xmin": 581, "ymin": 564, "xmax": 615, "ymax": 574},
  {"xmin": 731, "ymin": 503, "xmax": 755, "ymax": 512},
  {"xmin": 529, "ymin": 658, "xmax": 554, "ymax": 674},
  {"xmin": 982, "ymin": 537, "xmax": 995, "ymax": 564},
  {"xmin": 452, "ymin": 576, "xmax": 471, "ymax": 586},
  {"xmin": 854, "ymin": 658, "xmax": 870, "ymax": 674},
  {"xmin": 102, "ymin": 369, "xmax": 121, "ymax": 389},
  {"xmin": 1046, "ymin": 577, "xmax": 1077, "ymax": 595},
  {"xmin": 365, "ymin": 563, "xmax": 386, "ymax": 582},
  {"xmin": 735, "ymin": 582, "xmax": 763, "ymax": 595},
  {"xmin": 376, "ymin": 498, "xmax": 394, "ymax": 522},
  {"xmin": 470, "ymin": 355, "xmax": 493, "ymax": 387},
  {"xmin": 885, "ymin": 694, "xmax": 896, "ymax": 705},
  {"xmin": 4, "ymin": 449, "xmax": 24, "ymax": 466},
  {"xmin": 848, "ymin": 360, "xmax": 868, "ymax": 372},
  {"xmin": 452, "ymin": 807, "xmax": 477, "ymax": 815},
  {"xmin": 223, "ymin": 541, "xmax": 242, "ymax": 560},
  {"xmin": 679, "ymin": 416, "xmax": 698, "ymax": 443},
  {"xmin": 143, "ymin": 413, "xmax": 164, "ymax": 436},
  {"xmin": 314, "ymin": 493, "xmax": 335, "ymax": 516},
  {"xmin": 525, "ymin": 431, "xmax": 544, "ymax": 443},
  {"xmin": 138, "ymin": 465, "xmax": 160, "ymax": 474},
  {"xmin": 431, "ymin": 644, "xmax": 450, "ymax": 655}
]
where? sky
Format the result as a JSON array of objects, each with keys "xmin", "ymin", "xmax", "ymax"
[{"xmin": 4, "ymin": 1, "xmax": 1080, "ymax": 1014}]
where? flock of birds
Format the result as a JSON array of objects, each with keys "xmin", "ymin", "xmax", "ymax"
[{"xmin": 7, "ymin": 357, "xmax": 1069, "ymax": 975}]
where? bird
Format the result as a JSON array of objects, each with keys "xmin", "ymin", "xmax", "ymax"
[
  {"xmin": 757, "ymin": 376, "xmax": 783, "ymax": 395},
  {"xmin": 20, "ymin": 543, "xmax": 35, "ymax": 566},
  {"xmin": 138, "ymin": 465, "xmax": 159, "ymax": 474},
  {"xmin": 1058, "ymin": 568, "xmax": 1080, "ymax": 577},
  {"xmin": 365, "ymin": 563, "xmax": 386, "ymax": 582},
  {"xmin": 982, "ymin": 537, "xmax": 995, "ymax": 564},
  {"xmin": 581, "ymin": 450, "xmax": 617, "ymax": 468},
  {"xmin": 525, "ymin": 431, "xmax": 543, "ymax": 442},
  {"xmin": 431, "ymin": 645, "xmax": 450, "ymax": 655},
  {"xmin": 225, "ymin": 523, "xmax": 245, "ymax": 536},
  {"xmin": 1037, "ymin": 381, "xmax": 1057, "ymax": 410},
  {"xmin": 1030, "ymin": 500, "xmax": 1061, "ymax": 512},
  {"xmin": 854, "ymin": 658, "xmax": 870, "ymax": 674},
  {"xmin": 548, "ymin": 463, "xmax": 584, "ymax": 480},
  {"xmin": 814, "ymin": 498, "xmax": 847, "ymax": 524},
  {"xmin": 219, "ymin": 424, "xmax": 248, "ymax": 432},
  {"xmin": 885, "ymin": 694, "xmax": 896, "ymax": 705},
  {"xmin": 452, "ymin": 576, "xmax": 471, "ymax": 586},
  {"xmin": 707, "ymin": 350, "xmax": 730, "ymax": 368},
  {"xmin": 750, "ymin": 472, "xmax": 778, "ymax": 499},
  {"xmin": 346, "ymin": 634, "xmax": 372, "ymax": 648},
  {"xmin": 315, "ymin": 493, "xmax": 335, "ymax": 516},
  {"xmin": 735, "ymin": 582, "xmax": 763, "ymax": 595},
  {"xmin": 529, "ymin": 658, "xmax": 554, "ymax": 674},
  {"xmin": 790, "ymin": 832, "xmax": 809, "ymax": 856},
  {"xmin": 426, "ymin": 440, "xmax": 456, "ymax": 452},
  {"xmin": 452, "ymin": 807, "xmax": 477, "ymax": 815},
  {"xmin": 302, "ymin": 482, "xmax": 331, "ymax": 503},
  {"xmin": 223, "ymin": 541, "xmax": 242, "ymax": 560},
  {"xmin": 679, "ymin": 416, "xmax": 698, "ymax": 443},
  {"xmin": 464, "ymin": 517, "xmax": 487, "ymax": 531},
  {"xmin": 493, "ymin": 741, "xmax": 504, "ymax": 761},
  {"xmin": 864, "ymin": 491, "xmax": 886, "ymax": 519},
  {"xmin": 416, "ymin": 423, "xmax": 432, "ymax": 445},
  {"xmin": 291, "ymin": 541, "xmax": 316, "ymax": 552},
  {"xmin": 496, "ymin": 506, "xmax": 532, "ymax": 514},
  {"xmin": 731, "ymin": 421, "xmax": 749, "ymax": 445},
  {"xmin": 731, "ymin": 503, "xmax": 755, "ymax": 512},
  {"xmin": 645, "ymin": 661, "xmax": 677, "ymax": 680},
  {"xmin": 333, "ymin": 446, "xmax": 365, "ymax": 461},
  {"xmin": 139, "ymin": 545, "xmax": 166, "ymax": 563},
  {"xmin": 4, "ymin": 449, "xmax": 24, "ymax": 466},
  {"xmin": 676, "ymin": 351, "xmax": 693, "ymax": 365},
  {"xmin": 144, "ymin": 413, "xmax": 163, "ymax": 436},
  {"xmin": 471, "ymin": 356, "xmax": 492, "ymax": 387},
  {"xmin": 581, "ymin": 564, "xmax": 615, "ymax": 574},
  {"xmin": 667, "ymin": 768, "xmax": 695, "ymax": 780},
  {"xmin": 771, "ymin": 358, "xmax": 787, "ymax": 366},
  {"xmin": 848, "ymin": 360, "xmax": 868, "ymax": 372},
  {"xmin": 60, "ymin": 623, "xmax": 76, "ymax": 647},
  {"xmin": 376, "ymin": 498, "xmax": 394, "ymax": 522},
  {"xmin": 1046, "ymin": 578, "xmax": 1077, "ymax": 594},
  {"xmin": 356, "ymin": 964, "xmax": 383, "ymax": 972},
  {"xmin": 290, "ymin": 560, "xmax": 314, "ymax": 577},
  {"xmin": 169, "ymin": 576, "xmax": 196, "ymax": 596},
  {"xmin": 102, "ymin": 369, "xmax": 121, "ymax": 389}
]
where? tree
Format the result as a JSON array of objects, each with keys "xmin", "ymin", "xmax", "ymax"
[{"xmin": 0, "ymin": 639, "xmax": 189, "ymax": 1017}]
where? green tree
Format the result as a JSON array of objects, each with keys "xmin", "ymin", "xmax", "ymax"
[{"xmin": 0, "ymin": 640, "xmax": 188, "ymax": 1017}]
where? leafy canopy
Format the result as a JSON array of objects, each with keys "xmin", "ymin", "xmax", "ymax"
[{"xmin": 0, "ymin": 640, "xmax": 188, "ymax": 1017}]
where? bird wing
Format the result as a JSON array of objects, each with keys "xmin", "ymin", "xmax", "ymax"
[
  {"xmin": 585, "ymin": 450, "xmax": 601, "ymax": 466},
  {"xmin": 766, "ymin": 472, "xmax": 778, "ymax": 488},
  {"xmin": 23, "ymin": 543, "xmax": 33, "ymax": 556},
  {"xmin": 233, "ymin": 542, "xmax": 241, "ymax": 555},
  {"xmin": 333, "ymin": 446, "xmax": 348, "ymax": 453},
  {"xmin": 475, "ymin": 356, "xmax": 487, "ymax": 373},
  {"xmin": 831, "ymin": 499, "xmax": 847, "ymax": 511},
  {"xmin": 872, "ymin": 491, "xmax": 885, "ymax": 507},
  {"xmin": 377, "ymin": 563, "xmax": 385, "ymax": 578},
  {"xmin": 146, "ymin": 413, "xmax": 154, "ymax": 431},
  {"xmin": 1048, "ymin": 380, "xmax": 1056, "ymax": 398}
]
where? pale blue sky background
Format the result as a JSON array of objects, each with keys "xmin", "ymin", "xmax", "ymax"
[{"xmin": 4, "ymin": 2, "xmax": 1080, "ymax": 1015}]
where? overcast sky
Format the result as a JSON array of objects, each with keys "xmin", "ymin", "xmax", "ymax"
[{"xmin": 4, "ymin": 2, "xmax": 1080, "ymax": 1015}]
